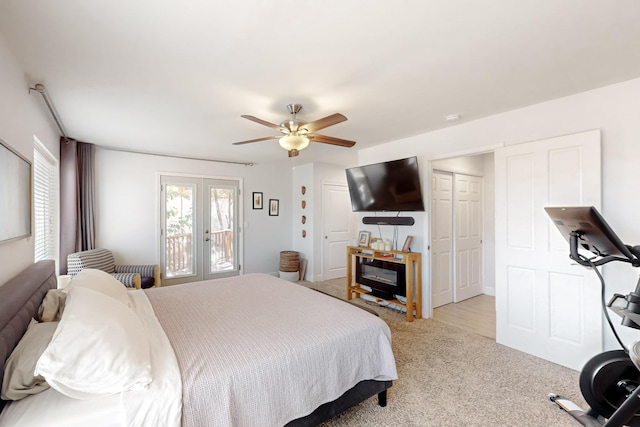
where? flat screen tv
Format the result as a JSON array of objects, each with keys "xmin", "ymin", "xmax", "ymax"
[{"xmin": 345, "ymin": 156, "xmax": 425, "ymax": 212}]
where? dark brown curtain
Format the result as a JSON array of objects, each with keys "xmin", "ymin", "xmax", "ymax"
[{"xmin": 59, "ymin": 137, "xmax": 96, "ymax": 273}]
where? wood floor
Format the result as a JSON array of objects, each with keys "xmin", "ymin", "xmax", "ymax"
[
  {"xmin": 307, "ymin": 277, "xmax": 496, "ymax": 340},
  {"xmin": 432, "ymin": 294, "xmax": 496, "ymax": 339}
]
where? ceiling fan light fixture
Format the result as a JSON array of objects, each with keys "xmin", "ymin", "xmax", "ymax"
[
  {"xmin": 279, "ymin": 133, "xmax": 310, "ymax": 151},
  {"xmin": 235, "ymin": 104, "xmax": 356, "ymax": 156}
]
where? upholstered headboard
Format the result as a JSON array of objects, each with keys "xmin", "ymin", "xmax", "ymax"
[{"xmin": 0, "ymin": 260, "xmax": 56, "ymax": 411}]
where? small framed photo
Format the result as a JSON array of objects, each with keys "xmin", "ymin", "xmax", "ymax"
[
  {"xmin": 269, "ymin": 199, "xmax": 279, "ymax": 216},
  {"xmin": 402, "ymin": 235, "xmax": 414, "ymax": 252},
  {"xmin": 358, "ymin": 230, "xmax": 371, "ymax": 247},
  {"xmin": 252, "ymin": 192, "xmax": 263, "ymax": 210}
]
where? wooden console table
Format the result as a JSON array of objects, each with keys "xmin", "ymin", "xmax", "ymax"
[{"xmin": 346, "ymin": 246, "xmax": 422, "ymax": 322}]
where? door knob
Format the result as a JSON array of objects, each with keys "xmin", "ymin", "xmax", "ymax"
[{"xmin": 205, "ymin": 237, "xmax": 210, "ymax": 242}]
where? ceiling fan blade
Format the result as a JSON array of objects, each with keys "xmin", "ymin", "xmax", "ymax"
[
  {"xmin": 241, "ymin": 115, "xmax": 283, "ymax": 131},
  {"xmin": 232, "ymin": 135, "xmax": 279, "ymax": 145},
  {"xmin": 309, "ymin": 134, "xmax": 356, "ymax": 148},
  {"xmin": 301, "ymin": 113, "xmax": 347, "ymax": 133}
]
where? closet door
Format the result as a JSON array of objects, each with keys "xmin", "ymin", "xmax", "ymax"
[
  {"xmin": 431, "ymin": 171, "xmax": 453, "ymax": 308},
  {"xmin": 454, "ymin": 174, "xmax": 483, "ymax": 302}
]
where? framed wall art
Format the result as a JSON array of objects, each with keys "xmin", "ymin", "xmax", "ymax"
[
  {"xmin": 252, "ymin": 192, "xmax": 263, "ymax": 209},
  {"xmin": 0, "ymin": 139, "xmax": 32, "ymax": 244},
  {"xmin": 269, "ymin": 199, "xmax": 279, "ymax": 216}
]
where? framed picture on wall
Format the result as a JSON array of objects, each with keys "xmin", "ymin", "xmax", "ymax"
[
  {"xmin": 269, "ymin": 199, "xmax": 279, "ymax": 216},
  {"xmin": 252, "ymin": 192, "xmax": 263, "ymax": 209},
  {"xmin": 0, "ymin": 139, "xmax": 32, "ymax": 244}
]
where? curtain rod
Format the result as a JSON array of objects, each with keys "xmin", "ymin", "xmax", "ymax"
[
  {"xmin": 95, "ymin": 145, "xmax": 255, "ymax": 166},
  {"xmin": 29, "ymin": 83, "xmax": 69, "ymax": 141}
]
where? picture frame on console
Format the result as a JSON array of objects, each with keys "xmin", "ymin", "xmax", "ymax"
[
  {"xmin": 358, "ymin": 231, "xmax": 371, "ymax": 247},
  {"xmin": 401, "ymin": 235, "xmax": 414, "ymax": 252}
]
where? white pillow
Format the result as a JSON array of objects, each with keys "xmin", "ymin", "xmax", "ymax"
[
  {"xmin": 69, "ymin": 268, "xmax": 129, "ymax": 306},
  {"xmin": 35, "ymin": 286, "xmax": 152, "ymax": 399}
]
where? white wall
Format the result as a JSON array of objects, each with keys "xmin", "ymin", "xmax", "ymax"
[
  {"xmin": 432, "ymin": 155, "xmax": 485, "ymax": 176},
  {"xmin": 292, "ymin": 163, "xmax": 314, "ymax": 279},
  {"xmin": 359, "ymin": 76, "xmax": 640, "ymax": 344},
  {"xmin": 291, "ymin": 161, "xmax": 355, "ymax": 282},
  {"xmin": 0, "ymin": 33, "xmax": 60, "ymax": 284},
  {"xmin": 95, "ymin": 149, "xmax": 293, "ymax": 275}
]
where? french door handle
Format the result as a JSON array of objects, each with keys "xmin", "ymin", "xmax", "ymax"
[{"xmin": 205, "ymin": 237, "xmax": 210, "ymax": 242}]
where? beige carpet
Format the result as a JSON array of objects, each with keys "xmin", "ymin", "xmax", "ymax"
[{"xmin": 298, "ymin": 279, "xmax": 586, "ymax": 427}]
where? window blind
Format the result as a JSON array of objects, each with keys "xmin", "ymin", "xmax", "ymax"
[{"xmin": 33, "ymin": 147, "xmax": 57, "ymax": 262}]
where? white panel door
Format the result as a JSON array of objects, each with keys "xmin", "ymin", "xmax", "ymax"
[
  {"xmin": 454, "ymin": 174, "xmax": 483, "ymax": 302},
  {"xmin": 323, "ymin": 183, "xmax": 356, "ymax": 280},
  {"xmin": 495, "ymin": 129, "xmax": 601, "ymax": 370},
  {"xmin": 431, "ymin": 171, "xmax": 454, "ymax": 308}
]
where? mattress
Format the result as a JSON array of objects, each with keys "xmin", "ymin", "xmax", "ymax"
[{"xmin": 145, "ymin": 273, "xmax": 397, "ymax": 427}]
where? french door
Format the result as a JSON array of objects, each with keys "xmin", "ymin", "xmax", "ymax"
[{"xmin": 161, "ymin": 175, "xmax": 240, "ymax": 286}]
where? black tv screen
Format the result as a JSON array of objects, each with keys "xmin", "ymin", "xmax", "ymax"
[{"xmin": 346, "ymin": 156, "xmax": 425, "ymax": 212}]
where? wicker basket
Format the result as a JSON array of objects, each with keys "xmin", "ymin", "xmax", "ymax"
[{"xmin": 279, "ymin": 251, "xmax": 299, "ymax": 272}]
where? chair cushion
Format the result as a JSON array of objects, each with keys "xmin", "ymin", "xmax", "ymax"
[{"xmin": 67, "ymin": 249, "xmax": 116, "ymax": 275}]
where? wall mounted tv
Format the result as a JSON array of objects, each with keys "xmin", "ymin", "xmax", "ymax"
[{"xmin": 345, "ymin": 156, "xmax": 425, "ymax": 212}]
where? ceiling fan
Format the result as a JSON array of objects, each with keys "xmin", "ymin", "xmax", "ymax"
[{"xmin": 233, "ymin": 104, "xmax": 356, "ymax": 157}]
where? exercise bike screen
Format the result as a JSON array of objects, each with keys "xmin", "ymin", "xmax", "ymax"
[{"xmin": 544, "ymin": 206, "xmax": 634, "ymax": 260}]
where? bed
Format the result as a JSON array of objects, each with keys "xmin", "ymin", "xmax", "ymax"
[{"xmin": 0, "ymin": 260, "xmax": 396, "ymax": 426}]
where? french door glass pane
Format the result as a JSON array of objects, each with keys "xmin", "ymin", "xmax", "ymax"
[
  {"xmin": 209, "ymin": 186, "xmax": 234, "ymax": 273},
  {"xmin": 165, "ymin": 184, "xmax": 195, "ymax": 278}
]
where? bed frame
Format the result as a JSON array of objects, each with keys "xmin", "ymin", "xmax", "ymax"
[{"xmin": 0, "ymin": 261, "xmax": 391, "ymax": 424}]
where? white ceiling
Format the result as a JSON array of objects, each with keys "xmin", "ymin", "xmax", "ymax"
[{"xmin": 2, "ymin": 0, "xmax": 640, "ymax": 166}]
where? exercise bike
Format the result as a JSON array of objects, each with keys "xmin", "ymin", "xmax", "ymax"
[{"xmin": 546, "ymin": 207, "xmax": 640, "ymax": 427}]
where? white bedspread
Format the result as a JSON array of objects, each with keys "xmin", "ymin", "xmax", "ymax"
[
  {"xmin": 145, "ymin": 273, "xmax": 397, "ymax": 427},
  {"xmin": 0, "ymin": 291, "xmax": 181, "ymax": 427}
]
